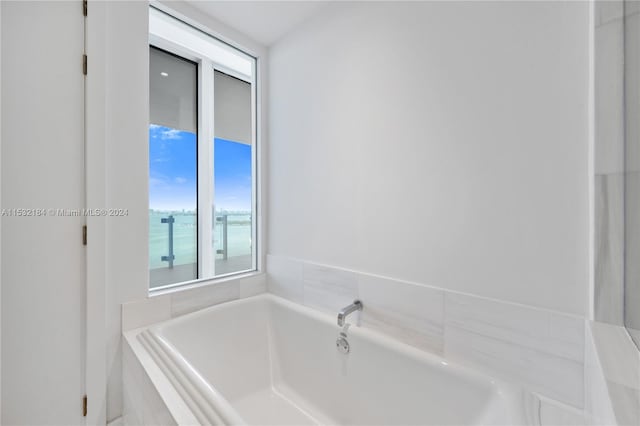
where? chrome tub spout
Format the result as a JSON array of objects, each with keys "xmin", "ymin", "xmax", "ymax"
[{"xmin": 337, "ymin": 300, "xmax": 363, "ymax": 327}]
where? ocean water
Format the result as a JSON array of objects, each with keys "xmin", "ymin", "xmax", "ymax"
[{"xmin": 149, "ymin": 211, "xmax": 251, "ymax": 270}]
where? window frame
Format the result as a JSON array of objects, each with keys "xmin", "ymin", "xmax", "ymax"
[{"xmin": 148, "ymin": 6, "xmax": 260, "ymax": 293}]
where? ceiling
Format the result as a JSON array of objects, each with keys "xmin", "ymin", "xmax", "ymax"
[{"xmin": 187, "ymin": 1, "xmax": 330, "ymax": 46}]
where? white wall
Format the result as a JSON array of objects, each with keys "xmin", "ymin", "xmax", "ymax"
[
  {"xmin": 269, "ymin": 1, "xmax": 590, "ymax": 315},
  {"xmin": 100, "ymin": 2, "xmax": 150, "ymax": 421}
]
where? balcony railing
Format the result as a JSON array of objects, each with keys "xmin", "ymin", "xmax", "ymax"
[
  {"xmin": 160, "ymin": 215, "xmax": 175, "ymax": 268},
  {"xmin": 150, "ymin": 211, "xmax": 252, "ymax": 288}
]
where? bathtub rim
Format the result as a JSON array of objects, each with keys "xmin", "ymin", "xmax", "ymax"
[{"xmin": 124, "ymin": 326, "xmax": 201, "ymax": 425}]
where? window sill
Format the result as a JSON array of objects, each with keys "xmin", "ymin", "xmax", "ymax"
[{"xmin": 149, "ymin": 269, "xmax": 263, "ymax": 298}]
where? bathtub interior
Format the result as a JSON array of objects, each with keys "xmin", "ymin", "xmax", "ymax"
[{"xmin": 149, "ymin": 295, "xmax": 530, "ymax": 425}]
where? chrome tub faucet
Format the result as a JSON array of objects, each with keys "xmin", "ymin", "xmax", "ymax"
[{"xmin": 337, "ymin": 300, "xmax": 363, "ymax": 327}]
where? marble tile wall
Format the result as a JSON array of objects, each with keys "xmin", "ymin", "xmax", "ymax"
[
  {"xmin": 625, "ymin": 172, "xmax": 640, "ymax": 335},
  {"xmin": 594, "ymin": 0, "xmax": 626, "ymax": 328},
  {"xmin": 585, "ymin": 323, "xmax": 618, "ymax": 425},
  {"xmin": 595, "ymin": 1, "xmax": 625, "ymax": 176},
  {"xmin": 623, "ymin": 0, "xmax": 640, "ymax": 348},
  {"xmin": 358, "ymin": 274, "xmax": 444, "ymax": 354},
  {"xmin": 596, "ymin": 0, "xmax": 625, "ymax": 28},
  {"xmin": 266, "ymin": 254, "xmax": 585, "ymax": 409},
  {"xmin": 595, "ymin": 174, "xmax": 625, "ymax": 325},
  {"xmin": 593, "ymin": 0, "xmax": 640, "ymax": 346},
  {"xmin": 266, "ymin": 255, "xmax": 446, "ymax": 355},
  {"xmin": 121, "ymin": 273, "xmax": 266, "ymax": 331},
  {"xmin": 623, "ymin": 0, "xmax": 640, "ymax": 351},
  {"xmin": 444, "ymin": 293, "xmax": 584, "ymax": 406},
  {"xmin": 625, "ymin": 3, "xmax": 640, "ymax": 174},
  {"xmin": 586, "ymin": 321, "xmax": 640, "ymax": 425}
]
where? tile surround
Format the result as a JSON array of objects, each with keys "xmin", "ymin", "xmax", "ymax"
[
  {"xmin": 302, "ymin": 262, "xmax": 358, "ymax": 313},
  {"xmin": 170, "ymin": 280, "xmax": 239, "ymax": 317},
  {"xmin": 625, "ymin": 172, "xmax": 640, "ymax": 334},
  {"xmin": 268, "ymin": 255, "xmax": 447, "ymax": 354},
  {"xmin": 590, "ymin": 322, "xmax": 640, "ymax": 391},
  {"xmin": 443, "ymin": 292, "xmax": 584, "ymax": 407},
  {"xmin": 608, "ymin": 382, "xmax": 640, "ymax": 426},
  {"xmin": 445, "ymin": 293, "xmax": 584, "ymax": 362},
  {"xmin": 595, "ymin": 15, "xmax": 625, "ymax": 175},
  {"xmin": 585, "ymin": 323, "xmax": 617, "ymax": 426},
  {"xmin": 266, "ymin": 254, "xmax": 304, "ymax": 303},
  {"xmin": 623, "ymin": 0, "xmax": 640, "ymax": 350},
  {"xmin": 239, "ymin": 273, "xmax": 268, "ymax": 298},
  {"xmin": 593, "ymin": 0, "xmax": 640, "ymax": 348},
  {"xmin": 586, "ymin": 321, "xmax": 640, "ymax": 426},
  {"xmin": 266, "ymin": 254, "xmax": 586, "ymax": 408},
  {"xmin": 359, "ymin": 273, "xmax": 444, "ymax": 354},
  {"xmin": 445, "ymin": 325, "xmax": 583, "ymax": 407},
  {"xmin": 595, "ymin": 1, "xmax": 624, "ymax": 28},
  {"xmin": 595, "ymin": 174, "xmax": 625, "ymax": 325},
  {"xmin": 121, "ymin": 273, "xmax": 266, "ymax": 332},
  {"xmin": 592, "ymin": 5, "xmax": 640, "ymax": 424},
  {"xmin": 626, "ymin": 11, "xmax": 640, "ymax": 174},
  {"xmin": 626, "ymin": 0, "xmax": 640, "ymax": 18},
  {"xmin": 121, "ymin": 294, "xmax": 171, "ymax": 332}
]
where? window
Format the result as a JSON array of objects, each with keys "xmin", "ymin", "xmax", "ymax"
[{"xmin": 148, "ymin": 8, "xmax": 258, "ymax": 290}]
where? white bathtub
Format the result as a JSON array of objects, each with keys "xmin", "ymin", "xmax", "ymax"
[{"xmin": 131, "ymin": 294, "xmax": 538, "ymax": 425}]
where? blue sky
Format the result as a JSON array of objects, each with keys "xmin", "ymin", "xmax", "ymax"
[{"xmin": 149, "ymin": 124, "xmax": 252, "ymax": 212}]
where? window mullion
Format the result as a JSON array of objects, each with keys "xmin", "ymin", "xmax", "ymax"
[
  {"xmin": 250, "ymin": 60, "xmax": 258, "ymax": 271},
  {"xmin": 198, "ymin": 59, "xmax": 215, "ymax": 278}
]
